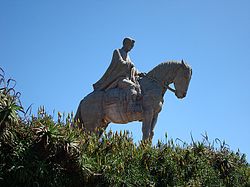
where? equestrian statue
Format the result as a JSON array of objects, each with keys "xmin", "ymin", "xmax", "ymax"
[{"xmin": 75, "ymin": 37, "xmax": 192, "ymax": 140}]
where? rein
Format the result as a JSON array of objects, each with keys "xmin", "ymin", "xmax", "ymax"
[
  {"xmin": 166, "ymin": 84, "xmax": 176, "ymax": 94},
  {"xmin": 144, "ymin": 74, "xmax": 176, "ymax": 94}
]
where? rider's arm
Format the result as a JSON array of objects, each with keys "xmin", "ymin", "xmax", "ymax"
[{"xmin": 113, "ymin": 49, "xmax": 128, "ymax": 65}]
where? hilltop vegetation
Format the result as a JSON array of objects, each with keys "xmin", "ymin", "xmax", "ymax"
[{"xmin": 0, "ymin": 69, "xmax": 249, "ymax": 187}]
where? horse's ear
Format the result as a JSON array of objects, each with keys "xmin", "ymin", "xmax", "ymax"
[{"xmin": 181, "ymin": 59, "xmax": 186, "ymax": 67}]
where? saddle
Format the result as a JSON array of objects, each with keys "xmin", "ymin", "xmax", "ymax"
[{"xmin": 104, "ymin": 88, "xmax": 143, "ymax": 114}]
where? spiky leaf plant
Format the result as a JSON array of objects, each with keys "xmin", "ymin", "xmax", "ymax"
[{"xmin": 0, "ymin": 68, "xmax": 249, "ymax": 187}]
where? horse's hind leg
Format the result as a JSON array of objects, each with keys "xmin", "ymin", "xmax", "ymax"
[
  {"xmin": 96, "ymin": 121, "xmax": 109, "ymax": 137},
  {"xmin": 74, "ymin": 100, "xmax": 84, "ymax": 127},
  {"xmin": 84, "ymin": 119, "xmax": 108, "ymax": 138}
]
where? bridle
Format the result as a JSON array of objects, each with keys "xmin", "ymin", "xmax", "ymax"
[
  {"xmin": 143, "ymin": 63, "xmax": 186, "ymax": 95},
  {"xmin": 143, "ymin": 62, "xmax": 191, "ymax": 96}
]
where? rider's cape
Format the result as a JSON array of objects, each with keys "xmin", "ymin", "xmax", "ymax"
[{"xmin": 93, "ymin": 49, "xmax": 134, "ymax": 91}]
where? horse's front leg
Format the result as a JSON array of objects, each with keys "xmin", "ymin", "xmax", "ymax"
[
  {"xmin": 149, "ymin": 113, "xmax": 159, "ymax": 140},
  {"xmin": 142, "ymin": 110, "xmax": 154, "ymax": 140}
]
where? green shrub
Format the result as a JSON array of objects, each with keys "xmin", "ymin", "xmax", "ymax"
[{"xmin": 0, "ymin": 68, "xmax": 249, "ymax": 187}]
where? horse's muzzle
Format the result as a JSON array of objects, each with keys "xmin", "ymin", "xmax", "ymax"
[{"xmin": 176, "ymin": 91, "xmax": 186, "ymax": 99}]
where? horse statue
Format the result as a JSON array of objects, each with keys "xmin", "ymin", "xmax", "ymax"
[{"xmin": 75, "ymin": 60, "xmax": 192, "ymax": 140}]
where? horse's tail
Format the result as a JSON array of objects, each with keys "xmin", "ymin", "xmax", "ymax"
[{"xmin": 74, "ymin": 100, "xmax": 84, "ymax": 128}]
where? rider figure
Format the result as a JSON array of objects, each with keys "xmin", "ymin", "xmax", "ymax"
[{"xmin": 93, "ymin": 37, "xmax": 143, "ymax": 112}]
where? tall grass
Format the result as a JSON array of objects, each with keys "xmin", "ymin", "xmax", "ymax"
[{"xmin": 0, "ymin": 68, "xmax": 249, "ymax": 187}]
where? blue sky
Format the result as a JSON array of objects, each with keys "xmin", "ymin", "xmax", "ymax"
[{"xmin": 1, "ymin": 1, "xmax": 250, "ymax": 161}]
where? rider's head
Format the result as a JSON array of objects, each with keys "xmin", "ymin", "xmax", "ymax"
[{"xmin": 122, "ymin": 37, "xmax": 135, "ymax": 52}]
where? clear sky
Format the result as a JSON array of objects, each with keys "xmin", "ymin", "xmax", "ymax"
[{"xmin": 1, "ymin": 1, "xmax": 250, "ymax": 161}]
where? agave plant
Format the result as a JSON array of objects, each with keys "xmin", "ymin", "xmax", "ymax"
[
  {"xmin": 0, "ymin": 68, "xmax": 24, "ymax": 131},
  {"xmin": 0, "ymin": 67, "xmax": 249, "ymax": 187}
]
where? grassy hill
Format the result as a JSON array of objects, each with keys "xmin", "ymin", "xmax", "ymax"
[{"xmin": 1, "ymin": 69, "xmax": 249, "ymax": 187}]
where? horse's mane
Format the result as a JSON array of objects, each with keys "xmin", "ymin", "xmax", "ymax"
[
  {"xmin": 146, "ymin": 61, "xmax": 192, "ymax": 83},
  {"xmin": 147, "ymin": 61, "xmax": 180, "ymax": 80}
]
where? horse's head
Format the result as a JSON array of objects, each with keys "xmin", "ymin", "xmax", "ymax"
[{"xmin": 173, "ymin": 60, "xmax": 192, "ymax": 99}]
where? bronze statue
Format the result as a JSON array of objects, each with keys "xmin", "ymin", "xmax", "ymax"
[{"xmin": 75, "ymin": 38, "xmax": 192, "ymax": 140}]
